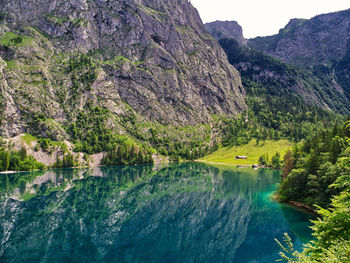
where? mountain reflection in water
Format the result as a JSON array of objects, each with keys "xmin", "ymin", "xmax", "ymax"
[{"xmin": 0, "ymin": 163, "xmax": 313, "ymax": 263}]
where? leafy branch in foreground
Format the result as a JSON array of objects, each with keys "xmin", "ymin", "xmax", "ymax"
[
  {"xmin": 275, "ymin": 233, "xmax": 300, "ymax": 262},
  {"xmin": 276, "ymin": 233, "xmax": 350, "ymax": 263}
]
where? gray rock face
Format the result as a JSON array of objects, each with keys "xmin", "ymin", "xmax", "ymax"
[
  {"xmin": 0, "ymin": 0, "xmax": 246, "ymax": 137},
  {"xmin": 205, "ymin": 20, "xmax": 247, "ymax": 45},
  {"xmin": 249, "ymin": 9, "xmax": 350, "ymax": 66}
]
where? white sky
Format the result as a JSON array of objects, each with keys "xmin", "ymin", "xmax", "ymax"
[{"xmin": 190, "ymin": 0, "xmax": 350, "ymax": 38}]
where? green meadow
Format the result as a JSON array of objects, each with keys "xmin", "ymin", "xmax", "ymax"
[{"xmin": 199, "ymin": 139, "xmax": 293, "ymax": 165}]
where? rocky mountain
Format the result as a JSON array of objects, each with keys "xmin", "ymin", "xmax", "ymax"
[
  {"xmin": 219, "ymin": 38, "xmax": 349, "ymax": 114},
  {"xmin": 205, "ymin": 20, "xmax": 247, "ymax": 45},
  {"xmin": 206, "ymin": 11, "xmax": 350, "ymax": 113},
  {"xmin": 0, "ymin": 0, "xmax": 246, "ymax": 139},
  {"xmin": 249, "ymin": 9, "xmax": 350, "ymax": 103},
  {"xmin": 249, "ymin": 9, "xmax": 350, "ymax": 67}
]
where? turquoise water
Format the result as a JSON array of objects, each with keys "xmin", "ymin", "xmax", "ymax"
[{"xmin": 0, "ymin": 163, "xmax": 313, "ymax": 262}]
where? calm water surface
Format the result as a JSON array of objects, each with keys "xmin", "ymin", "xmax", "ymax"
[{"xmin": 0, "ymin": 163, "xmax": 313, "ymax": 263}]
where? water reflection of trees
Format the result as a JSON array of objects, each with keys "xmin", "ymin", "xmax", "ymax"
[{"xmin": 0, "ymin": 163, "xmax": 309, "ymax": 263}]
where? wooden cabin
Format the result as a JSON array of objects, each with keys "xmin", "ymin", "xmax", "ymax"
[{"xmin": 235, "ymin": 156, "xmax": 248, "ymax": 159}]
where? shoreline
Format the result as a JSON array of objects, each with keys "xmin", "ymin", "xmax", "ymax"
[
  {"xmin": 196, "ymin": 160, "xmax": 278, "ymax": 169},
  {"xmin": 1, "ymin": 160, "xmax": 274, "ymax": 174},
  {"xmin": 272, "ymin": 194, "xmax": 318, "ymax": 215},
  {"xmin": 286, "ymin": 200, "xmax": 318, "ymax": 215},
  {"xmin": 0, "ymin": 171, "xmax": 18, "ymax": 175},
  {"xmin": 196, "ymin": 160, "xmax": 253, "ymax": 167},
  {"xmin": 0, "ymin": 161, "xmax": 159, "ymax": 175}
]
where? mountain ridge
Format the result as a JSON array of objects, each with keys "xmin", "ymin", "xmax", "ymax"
[
  {"xmin": 205, "ymin": 10, "xmax": 350, "ymax": 112},
  {"xmin": 0, "ymin": 0, "xmax": 246, "ymax": 139},
  {"xmin": 249, "ymin": 9, "xmax": 350, "ymax": 66}
]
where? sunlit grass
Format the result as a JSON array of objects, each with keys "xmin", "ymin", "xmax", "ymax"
[
  {"xmin": 199, "ymin": 139, "xmax": 294, "ymax": 165},
  {"xmin": 21, "ymin": 133, "xmax": 37, "ymax": 146}
]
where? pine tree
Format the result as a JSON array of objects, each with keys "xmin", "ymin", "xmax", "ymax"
[
  {"xmin": 4, "ymin": 151, "xmax": 9, "ymax": 171},
  {"xmin": 130, "ymin": 145, "xmax": 138, "ymax": 161},
  {"xmin": 272, "ymin": 152, "xmax": 281, "ymax": 169},
  {"xmin": 19, "ymin": 147, "xmax": 27, "ymax": 161},
  {"xmin": 137, "ymin": 150, "xmax": 144, "ymax": 164},
  {"xmin": 256, "ymin": 133, "xmax": 260, "ymax": 145},
  {"xmin": 117, "ymin": 146, "xmax": 123, "ymax": 164}
]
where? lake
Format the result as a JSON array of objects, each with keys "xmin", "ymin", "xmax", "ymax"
[{"xmin": 0, "ymin": 163, "xmax": 313, "ymax": 263}]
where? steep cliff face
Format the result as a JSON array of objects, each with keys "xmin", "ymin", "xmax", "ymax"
[
  {"xmin": 219, "ymin": 38, "xmax": 349, "ymax": 114},
  {"xmin": 0, "ymin": 0, "xmax": 246, "ymax": 138},
  {"xmin": 205, "ymin": 20, "xmax": 247, "ymax": 45},
  {"xmin": 249, "ymin": 9, "xmax": 350, "ymax": 66}
]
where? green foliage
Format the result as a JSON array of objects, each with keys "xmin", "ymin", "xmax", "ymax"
[
  {"xmin": 68, "ymin": 105, "xmax": 116, "ymax": 154},
  {"xmin": 66, "ymin": 104, "xmax": 156, "ymax": 165},
  {"xmin": 53, "ymin": 153, "xmax": 77, "ymax": 168},
  {"xmin": 0, "ymin": 147, "xmax": 45, "ymax": 172},
  {"xmin": 278, "ymin": 121, "xmax": 350, "ymax": 207},
  {"xmin": 258, "ymin": 153, "xmax": 269, "ymax": 166},
  {"xmin": 272, "ymin": 152, "xmax": 282, "ymax": 169},
  {"xmin": 258, "ymin": 152, "xmax": 281, "ymax": 168},
  {"xmin": 123, "ymin": 120, "xmax": 214, "ymax": 161},
  {"xmin": 282, "ymin": 150, "xmax": 295, "ymax": 179},
  {"xmin": 39, "ymin": 138, "xmax": 50, "ymax": 151},
  {"xmin": 276, "ymin": 121, "xmax": 350, "ymax": 261},
  {"xmin": 277, "ymin": 141, "xmax": 350, "ymax": 261},
  {"xmin": 101, "ymin": 144, "xmax": 153, "ymax": 166},
  {"xmin": 21, "ymin": 133, "xmax": 37, "ymax": 146},
  {"xmin": 275, "ymin": 233, "xmax": 300, "ymax": 262},
  {"xmin": 2, "ymin": 151, "xmax": 9, "ymax": 171},
  {"xmin": 218, "ymin": 38, "xmax": 344, "ymax": 145},
  {"xmin": 309, "ymin": 192, "xmax": 350, "ymax": 252},
  {"xmin": 277, "ymin": 192, "xmax": 350, "ymax": 262},
  {"xmin": 220, "ymin": 39, "xmax": 349, "ymax": 114},
  {"xmin": 66, "ymin": 54, "xmax": 97, "ymax": 102},
  {"xmin": 221, "ymin": 114, "xmax": 252, "ymax": 146},
  {"xmin": 0, "ymin": 32, "xmax": 33, "ymax": 47}
]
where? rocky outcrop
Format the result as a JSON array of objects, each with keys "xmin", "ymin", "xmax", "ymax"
[
  {"xmin": 249, "ymin": 9, "xmax": 350, "ymax": 66},
  {"xmin": 0, "ymin": 0, "xmax": 246, "ymax": 138},
  {"xmin": 0, "ymin": 57, "xmax": 23, "ymax": 137},
  {"xmin": 205, "ymin": 20, "xmax": 247, "ymax": 45}
]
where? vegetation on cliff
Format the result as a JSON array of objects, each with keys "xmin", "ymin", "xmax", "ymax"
[{"xmin": 219, "ymin": 38, "xmax": 349, "ymax": 115}]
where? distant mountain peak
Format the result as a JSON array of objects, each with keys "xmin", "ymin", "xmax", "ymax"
[
  {"xmin": 250, "ymin": 9, "xmax": 350, "ymax": 66},
  {"xmin": 205, "ymin": 20, "xmax": 248, "ymax": 45}
]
